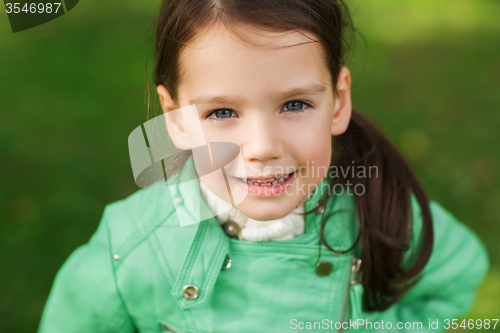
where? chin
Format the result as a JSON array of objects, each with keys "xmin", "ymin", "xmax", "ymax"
[{"xmin": 238, "ymin": 203, "xmax": 294, "ymax": 221}]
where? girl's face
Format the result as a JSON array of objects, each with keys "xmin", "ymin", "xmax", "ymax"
[{"xmin": 158, "ymin": 23, "xmax": 352, "ymax": 221}]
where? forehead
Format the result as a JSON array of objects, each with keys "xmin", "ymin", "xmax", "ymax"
[{"xmin": 177, "ymin": 22, "xmax": 332, "ymax": 101}]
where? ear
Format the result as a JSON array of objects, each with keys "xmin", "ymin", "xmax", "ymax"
[
  {"xmin": 157, "ymin": 85, "xmax": 191, "ymax": 150},
  {"xmin": 331, "ymin": 66, "xmax": 352, "ymax": 136}
]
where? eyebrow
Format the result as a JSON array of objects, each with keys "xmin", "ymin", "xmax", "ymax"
[{"xmin": 189, "ymin": 83, "xmax": 327, "ymax": 107}]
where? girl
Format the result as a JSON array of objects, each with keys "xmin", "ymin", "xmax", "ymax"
[{"xmin": 38, "ymin": 0, "xmax": 489, "ymax": 332}]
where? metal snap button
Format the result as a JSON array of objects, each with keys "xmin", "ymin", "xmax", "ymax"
[
  {"xmin": 316, "ymin": 261, "xmax": 333, "ymax": 277},
  {"xmin": 182, "ymin": 284, "xmax": 199, "ymax": 300},
  {"xmin": 174, "ymin": 196, "xmax": 183, "ymax": 204},
  {"xmin": 221, "ymin": 254, "xmax": 232, "ymax": 270},
  {"xmin": 222, "ymin": 220, "xmax": 240, "ymax": 238}
]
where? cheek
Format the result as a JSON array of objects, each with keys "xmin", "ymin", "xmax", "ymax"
[{"xmin": 293, "ymin": 131, "xmax": 332, "ymax": 171}]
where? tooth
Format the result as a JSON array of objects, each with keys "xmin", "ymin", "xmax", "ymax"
[
  {"xmin": 277, "ymin": 177, "xmax": 284, "ymax": 184},
  {"xmin": 272, "ymin": 180, "xmax": 278, "ymax": 185}
]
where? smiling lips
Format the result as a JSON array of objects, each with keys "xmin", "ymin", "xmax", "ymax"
[{"xmin": 236, "ymin": 172, "xmax": 292, "ymax": 186}]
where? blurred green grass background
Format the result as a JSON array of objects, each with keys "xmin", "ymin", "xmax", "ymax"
[{"xmin": 0, "ymin": 0, "xmax": 498, "ymax": 331}]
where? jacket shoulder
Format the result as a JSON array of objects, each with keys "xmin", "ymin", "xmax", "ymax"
[
  {"xmin": 404, "ymin": 195, "xmax": 489, "ymax": 313},
  {"xmin": 103, "ymin": 187, "xmax": 177, "ymax": 253},
  {"xmin": 38, "ymin": 204, "xmax": 137, "ymax": 333},
  {"xmin": 407, "ymin": 195, "xmax": 489, "ymax": 280}
]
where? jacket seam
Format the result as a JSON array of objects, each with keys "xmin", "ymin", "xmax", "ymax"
[
  {"xmin": 114, "ymin": 209, "xmax": 176, "ymax": 270},
  {"xmin": 148, "ymin": 232, "xmax": 176, "ymax": 285},
  {"xmin": 198, "ymin": 230, "xmax": 228, "ymax": 306},
  {"xmin": 105, "ymin": 208, "xmax": 138, "ymax": 332},
  {"xmin": 172, "ymin": 221, "xmax": 208, "ymax": 308},
  {"xmin": 147, "ymin": 232, "xmax": 198, "ymax": 331},
  {"xmin": 326, "ymin": 255, "xmax": 352, "ymax": 320}
]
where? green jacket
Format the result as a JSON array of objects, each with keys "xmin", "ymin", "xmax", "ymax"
[{"xmin": 38, "ymin": 158, "xmax": 489, "ymax": 333}]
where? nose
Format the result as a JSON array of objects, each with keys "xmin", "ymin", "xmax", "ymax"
[{"xmin": 241, "ymin": 114, "xmax": 284, "ymax": 163}]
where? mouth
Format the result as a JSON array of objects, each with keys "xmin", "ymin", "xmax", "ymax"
[
  {"xmin": 235, "ymin": 172, "xmax": 293, "ymax": 186},
  {"xmin": 234, "ymin": 171, "xmax": 297, "ymax": 196}
]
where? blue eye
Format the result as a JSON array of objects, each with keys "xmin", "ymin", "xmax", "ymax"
[
  {"xmin": 210, "ymin": 109, "xmax": 234, "ymax": 119},
  {"xmin": 283, "ymin": 101, "xmax": 307, "ymax": 111}
]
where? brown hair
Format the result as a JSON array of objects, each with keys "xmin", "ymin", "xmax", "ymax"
[{"xmin": 153, "ymin": 0, "xmax": 433, "ymax": 311}]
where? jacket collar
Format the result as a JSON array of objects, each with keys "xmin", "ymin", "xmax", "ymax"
[{"xmin": 164, "ymin": 157, "xmax": 229, "ymax": 310}]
